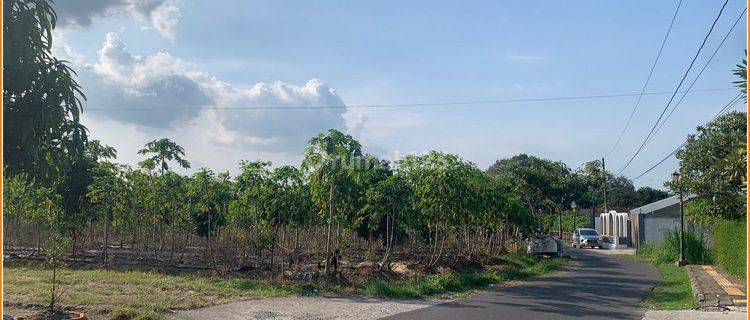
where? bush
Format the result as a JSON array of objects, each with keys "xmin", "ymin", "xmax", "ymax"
[
  {"xmin": 641, "ymin": 229, "xmax": 712, "ymax": 265},
  {"xmin": 658, "ymin": 229, "xmax": 711, "ymax": 265},
  {"xmin": 712, "ymin": 219, "xmax": 746, "ymax": 279},
  {"xmin": 361, "ymin": 253, "xmax": 568, "ymax": 299}
]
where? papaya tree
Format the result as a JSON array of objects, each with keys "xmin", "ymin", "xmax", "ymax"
[
  {"xmin": 186, "ymin": 168, "xmax": 231, "ymax": 265},
  {"xmin": 86, "ymin": 161, "xmax": 129, "ymax": 263},
  {"xmin": 359, "ymin": 174, "xmax": 413, "ymax": 269},
  {"xmin": 302, "ymin": 129, "xmax": 363, "ymax": 273},
  {"xmin": 229, "ymin": 160, "xmax": 274, "ymax": 267}
]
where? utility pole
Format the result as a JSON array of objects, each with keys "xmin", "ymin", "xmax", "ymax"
[{"xmin": 602, "ymin": 157, "xmax": 608, "ymax": 213}]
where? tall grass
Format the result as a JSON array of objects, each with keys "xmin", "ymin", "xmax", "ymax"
[
  {"xmin": 646, "ymin": 229, "xmax": 711, "ymax": 265},
  {"xmin": 361, "ymin": 253, "xmax": 567, "ymax": 299}
]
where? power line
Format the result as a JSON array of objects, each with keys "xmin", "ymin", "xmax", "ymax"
[
  {"xmin": 647, "ymin": 7, "xmax": 747, "ymax": 145},
  {"xmin": 630, "ymin": 93, "xmax": 741, "ymax": 181},
  {"xmin": 615, "ymin": 0, "xmax": 730, "ymax": 175},
  {"xmin": 83, "ymin": 87, "xmax": 733, "ymax": 111},
  {"xmin": 603, "ymin": 0, "xmax": 684, "ymax": 158}
]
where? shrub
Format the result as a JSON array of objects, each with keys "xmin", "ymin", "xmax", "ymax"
[
  {"xmin": 712, "ymin": 219, "xmax": 746, "ymax": 279},
  {"xmin": 653, "ymin": 229, "xmax": 712, "ymax": 265}
]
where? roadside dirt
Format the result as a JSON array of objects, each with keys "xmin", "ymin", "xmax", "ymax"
[
  {"xmin": 642, "ymin": 310, "xmax": 747, "ymax": 320},
  {"xmin": 167, "ymin": 294, "xmax": 443, "ymax": 320}
]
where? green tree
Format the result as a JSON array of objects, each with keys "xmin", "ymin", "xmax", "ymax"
[
  {"xmin": 44, "ymin": 233, "xmax": 71, "ymax": 313},
  {"xmin": 302, "ymin": 129, "xmax": 363, "ymax": 273},
  {"xmin": 351, "ymin": 155, "xmax": 393, "ymax": 240},
  {"xmin": 270, "ymin": 165, "xmax": 311, "ymax": 269},
  {"xmin": 488, "ymin": 154, "xmax": 583, "ymax": 235},
  {"xmin": 4, "ymin": 0, "xmax": 88, "ymax": 182},
  {"xmin": 85, "ymin": 139, "xmax": 117, "ymax": 162},
  {"xmin": 186, "ymin": 168, "xmax": 231, "ymax": 265},
  {"xmin": 86, "ymin": 161, "xmax": 129, "ymax": 263},
  {"xmin": 229, "ymin": 160, "xmax": 274, "ymax": 267},
  {"xmin": 574, "ymin": 159, "xmax": 644, "ymax": 210},
  {"xmin": 359, "ymin": 174, "xmax": 413, "ymax": 269},
  {"xmin": 138, "ymin": 138, "xmax": 191, "ymax": 175},
  {"xmin": 734, "ymin": 50, "xmax": 747, "ymax": 102},
  {"xmin": 398, "ymin": 151, "xmax": 477, "ymax": 264},
  {"xmin": 3, "ymin": 172, "xmax": 61, "ymax": 251},
  {"xmin": 673, "ymin": 111, "xmax": 747, "ymax": 220},
  {"xmin": 634, "ymin": 187, "xmax": 669, "ymax": 207}
]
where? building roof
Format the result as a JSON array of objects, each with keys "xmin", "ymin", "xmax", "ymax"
[{"xmin": 628, "ymin": 193, "xmax": 697, "ymax": 215}]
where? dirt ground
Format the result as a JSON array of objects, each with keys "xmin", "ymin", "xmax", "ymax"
[
  {"xmin": 167, "ymin": 294, "xmax": 443, "ymax": 320},
  {"xmin": 642, "ymin": 310, "xmax": 747, "ymax": 320}
]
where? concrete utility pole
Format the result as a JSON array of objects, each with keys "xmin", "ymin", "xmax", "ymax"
[{"xmin": 602, "ymin": 157, "xmax": 608, "ymax": 212}]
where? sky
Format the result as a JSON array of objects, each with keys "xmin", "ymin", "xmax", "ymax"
[{"xmin": 51, "ymin": 0, "xmax": 747, "ymax": 189}]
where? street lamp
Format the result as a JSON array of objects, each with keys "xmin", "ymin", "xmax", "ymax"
[
  {"xmin": 570, "ymin": 201, "xmax": 578, "ymax": 230},
  {"xmin": 672, "ymin": 171, "xmax": 687, "ymax": 266}
]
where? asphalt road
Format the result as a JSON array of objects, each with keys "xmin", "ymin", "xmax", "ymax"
[{"xmin": 384, "ymin": 248, "xmax": 661, "ymax": 320}]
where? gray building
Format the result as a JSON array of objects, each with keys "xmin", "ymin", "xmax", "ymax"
[{"xmin": 629, "ymin": 194, "xmax": 696, "ymax": 248}]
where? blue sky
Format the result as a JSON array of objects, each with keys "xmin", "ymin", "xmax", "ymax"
[{"xmin": 53, "ymin": 0, "xmax": 747, "ymax": 189}]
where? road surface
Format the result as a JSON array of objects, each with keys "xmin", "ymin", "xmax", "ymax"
[{"xmin": 384, "ymin": 248, "xmax": 661, "ymax": 320}]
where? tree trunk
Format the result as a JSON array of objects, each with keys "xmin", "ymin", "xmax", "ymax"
[
  {"xmin": 380, "ymin": 209, "xmax": 395, "ymax": 271},
  {"xmin": 208, "ymin": 210, "xmax": 213, "ymax": 267},
  {"xmin": 324, "ymin": 182, "xmax": 335, "ymax": 274},
  {"xmin": 102, "ymin": 211, "xmax": 110, "ymax": 264},
  {"xmin": 294, "ymin": 228, "xmax": 301, "ymax": 271},
  {"xmin": 49, "ymin": 266, "xmax": 57, "ymax": 311},
  {"xmin": 270, "ymin": 209, "xmax": 280, "ymax": 279}
]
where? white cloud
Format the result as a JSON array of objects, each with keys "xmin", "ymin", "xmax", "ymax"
[
  {"xmin": 149, "ymin": 3, "xmax": 180, "ymax": 41},
  {"xmin": 94, "ymin": 33, "xmax": 140, "ymax": 83},
  {"xmin": 78, "ymin": 33, "xmax": 350, "ymax": 164},
  {"xmin": 54, "ymin": 0, "xmax": 180, "ymax": 40},
  {"xmin": 209, "ymin": 79, "xmax": 348, "ymax": 151}
]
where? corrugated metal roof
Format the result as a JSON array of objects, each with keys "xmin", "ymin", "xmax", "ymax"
[{"xmin": 628, "ymin": 193, "xmax": 696, "ymax": 215}]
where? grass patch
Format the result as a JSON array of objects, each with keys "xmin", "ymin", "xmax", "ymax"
[
  {"xmin": 633, "ymin": 245, "xmax": 698, "ymax": 310},
  {"xmin": 4, "ymin": 253, "xmax": 569, "ymax": 319},
  {"xmin": 4, "ymin": 267, "xmax": 302, "ymax": 319},
  {"xmin": 360, "ymin": 253, "xmax": 569, "ymax": 299}
]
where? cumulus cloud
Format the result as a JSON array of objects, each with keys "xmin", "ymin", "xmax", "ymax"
[
  {"xmin": 54, "ymin": 0, "xmax": 180, "ymax": 40},
  {"xmin": 149, "ymin": 3, "xmax": 180, "ymax": 40},
  {"xmin": 86, "ymin": 33, "xmax": 211, "ymax": 126},
  {"xmin": 210, "ymin": 79, "xmax": 348, "ymax": 152},
  {"xmin": 79, "ymin": 33, "xmax": 349, "ymax": 157}
]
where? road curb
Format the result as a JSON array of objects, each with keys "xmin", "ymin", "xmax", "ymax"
[{"xmin": 687, "ymin": 265, "xmax": 745, "ymax": 310}]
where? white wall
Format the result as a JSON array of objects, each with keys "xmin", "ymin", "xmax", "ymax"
[{"xmin": 642, "ymin": 215, "xmax": 680, "ymax": 245}]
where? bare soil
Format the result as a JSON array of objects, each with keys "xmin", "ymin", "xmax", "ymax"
[{"xmin": 167, "ymin": 294, "xmax": 444, "ymax": 320}]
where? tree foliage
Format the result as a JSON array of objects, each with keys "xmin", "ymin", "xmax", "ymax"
[
  {"xmin": 138, "ymin": 138, "xmax": 191, "ymax": 175},
  {"xmin": 4, "ymin": 0, "xmax": 88, "ymax": 183},
  {"xmin": 674, "ymin": 111, "xmax": 747, "ymax": 221},
  {"xmin": 734, "ymin": 50, "xmax": 747, "ymax": 102}
]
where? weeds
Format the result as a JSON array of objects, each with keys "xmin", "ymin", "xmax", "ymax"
[{"xmin": 361, "ymin": 253, "xmax": 568, "ymax": 299}]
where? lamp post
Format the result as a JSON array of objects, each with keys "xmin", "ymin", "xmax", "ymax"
[
  {"xmin": 672, "ymin": 171, "xmax": 687, "ymax": 266},
  {"xmin": 570, "ymin": 201, "xmax": 578, "ymax": 231}
]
